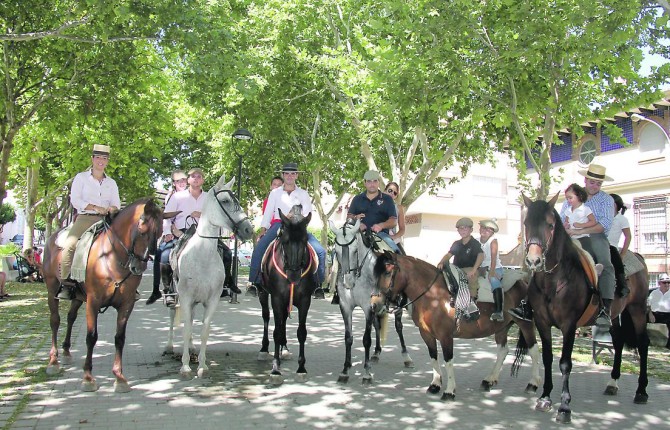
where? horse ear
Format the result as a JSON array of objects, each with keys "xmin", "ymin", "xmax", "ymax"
[
  {"xmin": 328, "ymin": 220, "xmax": 337, "ymax": 233},
  {"xmin": 522, "ymin": 194, "xmax": 533, "ymax": 207},
  {"xmin": 305, "ymin": 212, "xmax": 312, "ymax": 224},
  {"xmin": 548, "ymin": 191, "xmax": 560, "ymax": 207},
  {"xmin": 278, "ymin": 208, "xmax": 287, "ymax": 224},
  {"xmin": 353, "ymin": 218, "xmax": 361, "ymax": 231},
  {"xmin": 214, "ymin": 174, "xmax": 234, "ymax": 190}
]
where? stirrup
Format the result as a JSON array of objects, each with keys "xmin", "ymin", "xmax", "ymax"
[
  {"xmin": 595, "ymin": 309, "xmax": 612, "ymax": 327},
  {"xmin": 164, "ymin": 293, "xmax": 178, "ymax": 308}
]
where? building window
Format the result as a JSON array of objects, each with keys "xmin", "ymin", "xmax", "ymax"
[
  {"xmin": 633, "ymin": 195, "xmax": 668, "ymax": 255},
  {"xmin": 638, "ymin": 119, "xmax": 667, "ymax": 154},
  {"xmin": 578, "ymin": 139, "xmax": 597, "ymax": 164}
]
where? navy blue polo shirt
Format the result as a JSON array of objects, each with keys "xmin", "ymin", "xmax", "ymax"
[{"xmin": 348, "ymin": 191, "xmax": 397, "ymax": 233}]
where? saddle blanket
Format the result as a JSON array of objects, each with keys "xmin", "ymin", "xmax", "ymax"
[
  {"xmin": 622, "ymin": 251, "xmax": 645, "ymax": 278},
  {"xmin": 55, "ymin": 221, "xmax": 105, "ymax": 283},
  {"xmin": 475, "ymin": 268, "xmax": 529, "ymax": 303}
]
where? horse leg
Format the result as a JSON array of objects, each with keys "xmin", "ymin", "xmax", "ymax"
[
  {"xmin": 270, "ymin": 303, "xmax": 286, "ymax": 385},
  {"xmin": 81, "ymin": 303, "xmax": 99, "ymax": 392},
  {"xmin": 439, "ymin": 340, "xmax": 456, "ymax": 401},
  {"xmin": 337, "ymin": 298, "xmax": 354, "ymax": 383},
  {"xmin": 554, "ymin": 328, "xmax": 576, "ymax": 424},
  {"xmin": 196, "ymin": 300, "xmax": 220, "ymax": 378},
  {"xmin": 419, "ymin": 330, "xmax": 441, "ymax": 395},
  {"xmin": 46, "ymin": 295, "xmax": 61, "ymax": 375},
  {"xmin": 395, "ymin": 309, "xmax": 413, "ymax": 368},
  {"xmin": 631, "ymin": 311, "xmax": 650, "ymax": 404},
  {"xmin": 257, "ymin": 289, "xmax": 272, "ymax": 361},
  {"xmin": 112, "ymin": 306, "xmax": 133, "ymax": 393},
  {"xmin": 361, "ymin": 308, "xmax": 374, "ymax": 384},
  {"xmin": 164, "ymin": 306, "xmax": 176, "ymax": 355},
  {"xmin": 481, "ymin": 330, "xmax": 509, "ymax": 391},
  {"xmin": 517, "ymin": 320, "xmax": 541, "ymax": 393},
  {"xmin": 61, "ymin": 300, "xmax": 83, "ymax": 366},
  {"xmin": 371, "ymin": 312, "xmax": 381, "ymax": 363},
  {"xmin": 294, "ymin": 298, "xmax": 309, "ymax": 382},
  {"xmin": 535, "ymin": 325, "xmax": 554, "ymax": 413},
  {"xmin": 179, "ymin": 301, "xmax": 194, "ymax": 379}
]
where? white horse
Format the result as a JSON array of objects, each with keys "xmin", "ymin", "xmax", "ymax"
[
  {"xmin": 165, "ymin": 175, "xmax": 254, "ymax": 379},
  {"xmin": 330, "ymin": 219, "xmax": 413, "ymax": 384}
]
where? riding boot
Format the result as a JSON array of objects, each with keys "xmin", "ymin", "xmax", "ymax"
[
  {"xmin": 509, "ymin": 299, "xmax": 533, "ymax": 321},
  {"xmin": 596, "ymin": 298, "xmax": 613, "ymax": 328},
  {"xmin": 56, "ymin": 278, "xmax": 77, "ymax": 301},
  {"xmin": 490, "ymin": 288, "xmax": 504, "ymax": 322},
  {"xmin": 160, "ymin": 263, "xmax": 176, "ymax": 306},
  {"xmin": 616, "ymin": 273, "xmax": 630, "ymax": 298},
  {"xmin": 224, "ymin": 261, "xmax": 241, "ymax": 294}
]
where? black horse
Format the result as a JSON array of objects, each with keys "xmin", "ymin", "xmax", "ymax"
[
  {"xmin": 259, "ymin": 205, "xmax": 318, "ymax": 384},
  {"xmin": 521, "ymin": 193, "xmax": 649, "ymax": 424}
]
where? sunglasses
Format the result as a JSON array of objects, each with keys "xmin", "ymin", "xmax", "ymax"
[{"xmin": 386, "ymin": 189, "xmax": 398, "ymax": 196}]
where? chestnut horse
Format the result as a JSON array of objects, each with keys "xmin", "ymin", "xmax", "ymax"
[
  {"xmin": 522, "ymin": 194, "xmax": 649, "ymax": 424},
  {"xmin": 259, "ymin": 205, "xmax": 318, "ymax": 385},
  {"xmin": 43, "ymin": 198, "xmax": 164, "ymax": 392},
  {"xmin": 372, "ymin": 253, "xmax": 540, "ymax": 400}
]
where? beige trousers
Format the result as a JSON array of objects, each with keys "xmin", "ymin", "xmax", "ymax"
[{"xmin": 60, "ymin": 214, "xmax": 103, "ymax": 279}]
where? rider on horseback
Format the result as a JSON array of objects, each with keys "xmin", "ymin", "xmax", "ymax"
[
  {"xmin": 57, "ymin": 144, "xmax": 120, "ymax": 300},
  {"xmin": 479, "ymin": 219, "xmax": 504, "ymax": 322}
]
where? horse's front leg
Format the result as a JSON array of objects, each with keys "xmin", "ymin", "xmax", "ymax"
[
  {"xmin": 337, "ymin": 296, "xmax": 354, "ymax": 383},
  {"xmin": 535, "ymin": 325, "xmax": 555, "ymax": 413},
  {"xmin": 61, "ymin": 300, "xmax": 83, "ymax": 366},
  {"xmin": 371, "ymin": 311, "xmax": 382, "ymax": 363},
  {"xmin": 257, "ymin": 289, "xmax": 272, "ymax": 361},
  {"xmin": 164, "ymin": 306, "xmax": 176, "ymax": 355},
  {"xmin": 555, "ymin": 327, "xmax": 576, "ymax": 424},
  {"xmin": 439, "ymin": 337, "xmax": 456, "ymax": 401},
  {"xmin": 270, "ymin": 305, "xmax": 287, "ymax": 385},
  {"xmin": 197, "ymin": 300, "xmax": 220, "ymax": 378},
  {"xmin": 112, "ymin": 305, "xmax": 133, "ymax": 393},
  {"xmin": 481, "ymin": 329, "xmax": 509, "ymax": 391},
  {"xmin": 417, "ymin": 330, "xmax": 442, "ymax": 395},
  {"xmin": 179, "ymin": 301, "xmax": 195, "ymax": 379},
  {"xmin": 81, "ymin": 302, "xmax": 100, "ymax": 392},
  {"xmin": 361, "ymin": 307, "xmax": 374, "ymax": 384},
  {"xmin": 294, "ymin": 296, "xmax": 310, "ymax": 382},
  {"xmin": 46, "ymin": 294, "xmax": 62, "ymax": 375},
  {"xmin": 395, "ymin": 309, "xmax": 413, "ymax": 368}
]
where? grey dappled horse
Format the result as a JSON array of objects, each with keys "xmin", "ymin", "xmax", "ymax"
[
  {"xmin": 330, "ymin": 219, "xmax": 412, "ymax": 384},
  {"xmin": 166, "ymin": 175, "xmax": 253, "ymax": 379}
]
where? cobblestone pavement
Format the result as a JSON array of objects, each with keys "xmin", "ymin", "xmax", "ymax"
[{"xmin": 7, "ymin": 275, "xmax": 670, "ymax": 429}]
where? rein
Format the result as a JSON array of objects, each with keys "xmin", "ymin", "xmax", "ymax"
[
  {"xmin": 334, "ymin": 225, "xmax": 371, "ymax": 278},
  {"xmin": 382, "ymin": 259, "xmax": 440, "ymax": 314},
  {"xmin": 525, "ymin": 214, "xmax": 559, "ymax": 273},
  {"xmin": 269, "ymin": 240, "xmax": 315, "ymax": 317},
  {"xmin": 213, "ymin": 189, "xmax": 250, "ymax": 237}
]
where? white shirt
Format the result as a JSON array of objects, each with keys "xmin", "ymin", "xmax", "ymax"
[
  {"xmin": 163, "ymin": 189, "xmax": 205, "ymax": 235},
  {"xmin": 261, "ymin": 186, "xmax": 312, "ymax": 229},
  {"xmin": 649, "ymin": 287, "xmax": 670, "ymax": 313},
  {"xmin": 564, "ymin": 204, "xmax": 593, "ymax": 239},
  {"xmin": 608, "ymin": 213, "xmax": 630, "ymax": 247},
  {"xmin": 481, "ymin": 237, "xmax": 502, "ymax": 270},
  {"xmin": 70, "ymin": 170, "xmax": 121, "ymax": 214}
]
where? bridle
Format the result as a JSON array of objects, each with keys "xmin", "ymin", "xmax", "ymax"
[
  {"xmin": 334, "ymin": 224, "xmax": 372, "ymax": 279},
  {"xmin": 377, "ymin": 254, "xmax": 439, "ymax": 314},
  {"xmin": 524, "ymin": 208, "xmax": 559, "ymax": 273},
  {"xmin": 197, "ymin": 188, "xmax": 250, "ymax": 239}
]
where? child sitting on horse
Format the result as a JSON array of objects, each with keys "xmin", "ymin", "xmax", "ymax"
[
  {"xmin": 437, "ymin": 217, "xmax": 484, "ymax": 319},
  {"xmin": 478, "ymin": 219, "xmax": 504, "ymax": 322},
  {"xmin": 562, "ymin": 183, "xmax": 597, "ymax": 257}
]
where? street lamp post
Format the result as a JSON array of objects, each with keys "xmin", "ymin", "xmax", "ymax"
[{"xmin": 229, "ymin": 128, "xmax": 253, "ymax": 303}]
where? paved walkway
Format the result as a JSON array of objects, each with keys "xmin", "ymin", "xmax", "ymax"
[{"xmin": 9, "ymin": 275, "xmax": 670, "ymax": 429}]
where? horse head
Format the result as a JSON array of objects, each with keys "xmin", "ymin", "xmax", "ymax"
[
  {"xmin": 110, "ymin": 198, "xmax": 163, "ymax": 276},
  {"xmin": 330, "ymin": 218, "xmax": 367, "ymax": 289},
  {"xmin": 204, "ymin": 175, "xmax": 254, "ymax": 242},
  {"xmin": 278, "ymin": 206, "xmax": 312, "ymax": 284},
  {"xmin": 522, "ymin": 192, "xmax": 568, "ymax": 271}
]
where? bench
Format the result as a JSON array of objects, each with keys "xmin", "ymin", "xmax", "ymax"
[{"xmin": 592, "ymin": 322, "xmax": 668, "ymax": 363}]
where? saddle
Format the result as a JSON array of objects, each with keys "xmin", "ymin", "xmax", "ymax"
[
  {"xmin": 360, "ymin": 229, "xmax": 395, "ymax": 254},
  {"xmin": 55, "ymin": 220, "xmax": 107, "ymax": 284},
  {"xmin": 260, "ymin": 227, "xmax": 318, "ymax": 281},
  {"xmin": 168, "ymin": 224, "xmax": 231, "ymax": 287}
]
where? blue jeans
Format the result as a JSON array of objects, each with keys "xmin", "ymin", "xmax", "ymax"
[
  {"xmin": 153, "ymin": 239, "xmax": 176, "ymax": 289},
  {"xmin": 249, "ymin": 223, "xmax": 326, "ymax": 285},
  {"xmin": 377, "ymin": 232, "xmax": 400, "ymax": 253},
  {"xmin": 489, "ymin": 267, "xmax": 503, "ymax": 291}
]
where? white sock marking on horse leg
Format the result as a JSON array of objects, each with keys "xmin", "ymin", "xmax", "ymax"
[
  {"xmin": 445, "ymin": 360, "xmax": 456, "ymax": 395},
  {"xmin": 430, "ymin": 358, "xmax": 441, "ymax": 386},
  {"xmin": 486, "ymin": 344, "xmax": 509, "ymax": 383},
  {"xmin": 529, "ymin": 344, "xmax": 541, "ymax": 387}
]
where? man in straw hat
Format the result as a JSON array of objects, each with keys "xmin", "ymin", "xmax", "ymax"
[
  {"xmin": 248, "ymin": 162, "xmax": 326, "ymax": 293},
  {"xmin": 57, "ymin": 144, "xmax": 120, "ymax": 300},
  {"xmin": 510, "ymin": 163, "xmax": 617, "ymax": 327}
]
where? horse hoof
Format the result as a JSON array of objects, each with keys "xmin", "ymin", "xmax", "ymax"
[
  {"xmin": 81, "ymin": 380, "xmax": 98, "ymax": 392},
  {"xmin": 163, "ymin": 347, "xmax": 174, "ymax": 356},
  {"xmin": 633, "ymin": 392, "xmax": 648, "ymax": 404},
  {"xmin": 46, "ymin": 364, "xmax": 60, "ymax": 376},
  {"xmin": 270, "ymin": 374, "xmax": 284, "ymax": 386},
  {"xmin": 257, "ymin": 352, "xmax": 272, "ymax": 361},
  {"xmin": 404, "ymin": 360, "xmax": 414, "ymax": 368},
  {"xmin": 480, "ymin": 380, "xmax": 492, "ymax": 392},
  {"xmin": 370, "ymin": 354, "xmax": 380, "ymax": 363},
  {"xmin": 525, "ymin": 384, "xmax": 538, "ymax": 394},
  {"xmin": 441, "ymin": 392, "xmax": 456, "ymax": 401},
  {"xmin": 281, "ymin": 351, "xmax": 293, "ymax": 360},
  {"xmin": 197, "ymin": 367, "xmax": 208, "ymax": 379},
  {"xmin": 426, "ymin": 384, "xmax": 441, "ymax": 395},
  {"xmin": 61, "ymin": 355, "xmax": 73, "ymax": 366},
  {"xmin": 114, "ymin": 381, "xmax": 131, "ymax": 393},
  {"xmin": 362, "ymin": 376, "xmax": 373, "ymax": 386},
  {"xmin": 555, "ymin": 411, "xmax": 571, "ymax": 424},
  {"xmin": 295, "ymin": 372, "xmax": 308, "ymax": 383},
  {"xmin": 535, "ymin": 398, "xmax": 552, "ymax": 412},
  {"xmin": 603, "ymin": 385, "xmax": 618, "ymax": 396},
  {"xmin": 337, "ymin": 374, "xmax": 349, "ymax": 384},
  {"xmin": 179, "ymin": 367, "xmax": 193, "ymax": 380}
]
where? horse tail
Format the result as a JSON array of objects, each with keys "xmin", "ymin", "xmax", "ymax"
[
  {"xmin": 510, "ymin": 329, "xmax": 529, "ymax": 377},
  {"xmin": 378, "ymin": 311, "xmax": 389, "ymax": 347}
]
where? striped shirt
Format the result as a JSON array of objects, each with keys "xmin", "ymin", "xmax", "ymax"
[{"xmin": 560, "ymin": 190, "xmax": 614, "ymax": 234}]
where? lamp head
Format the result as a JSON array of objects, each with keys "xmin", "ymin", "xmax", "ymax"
[{"xmin": 232, "ymin": 128, "xmax": 253, "ymax": 140}]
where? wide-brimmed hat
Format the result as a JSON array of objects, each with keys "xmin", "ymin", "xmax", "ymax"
[
  {"xmin": 92, "ymin": 144, "xmax": 110, "ymax": 156},
  {"xmin": 187, "ymin": 167, "xmax": 204, "ymax": 177},
  {"xmin": 456, "ymin": 217, "xmax": 473, "ymax": 228},
  {"xmin": 279, "ymin": 162, "xmax": 304, "ymax": 173},
  {"xmin": 363, "ymin": 170, "xmax": 380, "ymax": 181},
  {"xmin": 578, "ymin": 164, "xmax": 613, "ymax": 182},
  {"xmin": 479, "ymin": 219, "xmax": 499, "ymax": 233},
  {"xmin": 659, "ymin": 273, "xmax": 670, "ymax": 282}
]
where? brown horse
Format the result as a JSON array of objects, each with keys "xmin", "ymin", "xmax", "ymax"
[
  {"xmin": 43, "ymin": 198, "xmax": 164, "ymax": 392},
  {"xmin": 522, "ymin": 194, "xmax": 649, "ymax": 424},
  {"xmin": 372, "ymin": 253, "xmax": 540, "ymax": 400}
]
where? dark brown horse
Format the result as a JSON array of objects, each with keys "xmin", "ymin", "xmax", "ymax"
[
  {"xmin": 522, "ymin": 194, "xmax": 649, "ymax": 424},
  {"xmin": 372, "ymin": 253, "xmax": 540, "ymax": 400},
  {"xmin": 43, "ymin": 199, "xmax": 164, "ymax": 392},
  {"xmin": 259, "ymin": 205, "xmax": 318, "ymax": 385}
]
